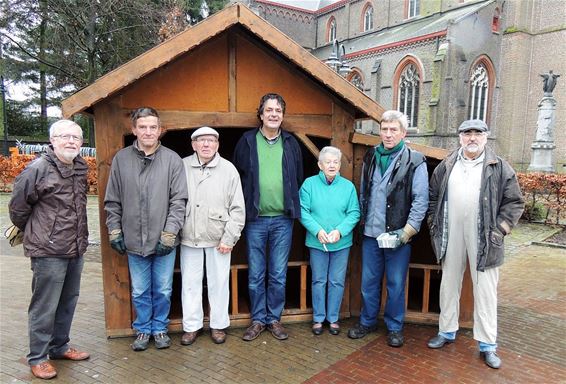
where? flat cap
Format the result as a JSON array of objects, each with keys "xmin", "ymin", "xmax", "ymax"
[
  {"xmin": 458, "ymin": 119, "xmax": 489, "ymax": 133},
  {"xmin": 191, "ymin": 126, "xmax": 219, "ymax": 140}
]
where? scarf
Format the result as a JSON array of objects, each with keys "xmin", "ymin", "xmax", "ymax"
[{"xmin": 375, "ymin": 140, "xmax": 405, "ymax": 175}]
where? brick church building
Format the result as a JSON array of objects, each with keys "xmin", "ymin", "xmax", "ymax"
[{"xmin": 239, "ymin": 0, "xmax": 565, "ymax": 170}]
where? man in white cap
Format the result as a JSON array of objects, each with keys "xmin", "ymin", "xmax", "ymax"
[
  {"xmin": 427, "ymin": 119, "xmax": 524, "ymax": 369},
  {"xmin": 179, "ymin": 127, "xmax": 245, "ymax": 345}
]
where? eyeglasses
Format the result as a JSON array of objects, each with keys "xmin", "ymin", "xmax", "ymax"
[
  {"xmin": 195, "ymin": 137, "xmax": 218, "ymax": 144},
  {"xmin": 460, "ymin": 131, "xmax": 486, "ymax": 138},
  {"xmin": 53, "ymin": 134, "xmax": 83, "ymax": 142}
]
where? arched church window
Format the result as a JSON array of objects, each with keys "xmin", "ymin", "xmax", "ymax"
[
  {"xmin": 468, "ymin": 63, "xmax": 489, "ymax": 121},
  {"xmin": 363, "ymin": 5, "xmax": 374, "ymax": 31},
  {"xmin": 327, "ymin": 18, "xmax": 336, "ymax": 42},
  {"xmin": 398, "ymin": 63, "xmax": 420, "ymax": 128}
]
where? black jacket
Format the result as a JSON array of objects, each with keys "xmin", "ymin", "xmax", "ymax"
[{"xmin": 233, "ymin": 128, "xmax": 303, "ymax": 221}]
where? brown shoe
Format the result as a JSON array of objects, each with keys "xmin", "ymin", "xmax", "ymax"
[
  {"xmin": 50, "ymin": 347, "xmax": 90, "ymax": 361},
  {"xmin": 211, "ymin": 329, "xmax": 226, "ymax": 344},
  {"xmin": 267, "ymin": 321, "xmax": 288, "ymax": 340},
  {"xmin": 181, "ymin": 330, "xmax": 200, "ymax": 346},
  {"xmin": 242, "ymin": 322, "xmax": 266, "ymax": 341},
  {"xmin": 30, "ymin": 361, "xmax": 57, "ymax": 380}
]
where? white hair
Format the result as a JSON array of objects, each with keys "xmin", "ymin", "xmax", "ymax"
[
  {"xmin": 381, "ymin": 110, "xmax": 408, "ymax": 131},
  {"xmin": 49, "ymin": 119, "xmax": 83, "ymax": 138},
  {"xmin": 318, "ymin": 146, "xmax": 342, "ymax": 162}
]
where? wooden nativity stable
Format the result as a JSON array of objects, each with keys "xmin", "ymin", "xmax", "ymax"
[{"xmin": 61, "ymin": 3, "xmax": 473, "ymax": 337}]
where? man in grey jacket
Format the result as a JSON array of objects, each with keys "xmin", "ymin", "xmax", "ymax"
[
  {"xmin": 179, "ymin": 127, "xmax": 245, "ymax": 346},
  {"xmin": 104, "ymin": 107, "xmax": 187, "ymax": 352},
  {"xmin": 427, "ymin": 119, "xmax": 524, "ymax": 369},
  {"xmin": 9, "ymin": 120, "xmax": 90, "ymax": 380}
]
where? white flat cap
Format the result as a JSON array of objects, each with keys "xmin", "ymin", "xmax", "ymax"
[{"xmin": 191, "ymin": 126, "xmax": 219, "ymax": 140}]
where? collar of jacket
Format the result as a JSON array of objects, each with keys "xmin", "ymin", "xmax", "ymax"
[
  {"xmin": 133, "ymin": 140, "xmax": 161, "ymax": 157},
  {"xmin": 44, "ymin": 145, "xmax": 88, "ymax": 177},
  {"xmin": 188, "ymin": 152, "xmax": 220, "ymax": 168}
]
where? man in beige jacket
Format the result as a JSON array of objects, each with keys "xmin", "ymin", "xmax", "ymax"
[{"xmin": 180, "ymin": 127, "xmax": 245, "ymax": 345}]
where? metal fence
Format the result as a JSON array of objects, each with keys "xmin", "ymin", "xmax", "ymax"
[{"xmin": 15, "ymin": 142, "xmax": 96, "ymax": 158}]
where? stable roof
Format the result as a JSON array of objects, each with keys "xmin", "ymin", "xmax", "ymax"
[{"xmin": 62, "ymin": 2, "xmax": 383, "ymax": 121}]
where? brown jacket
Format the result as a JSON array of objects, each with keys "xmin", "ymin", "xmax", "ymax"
[
  {"xmin": 428, "ymin": 146, "xmax": 524, "ymax": 271},
  {"xmin": 9, "ymin": 146, "xmax": 89, "ymax": 258}
]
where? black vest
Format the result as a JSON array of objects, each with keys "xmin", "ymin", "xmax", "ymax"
[{"xmin": 361, "ymin": 146, "xmax": 426, "ymax": 231}]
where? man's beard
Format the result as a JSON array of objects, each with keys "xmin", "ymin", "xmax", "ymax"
[{"xmin": 60, "ymin": 149, "xmax": 79, "ymax": 163}]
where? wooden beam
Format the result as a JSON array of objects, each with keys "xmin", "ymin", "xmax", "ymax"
[
  {"xmin": 93, "ymin": 101, "xmax": 133, "ymax": 336},
  {"xmin": 228, "ymin": 33, "xmax": 237, "ymax": 112},
  {"xmin": 112, "ymin": 109, "xmax": 334, "ymax": 138},
  {"xmin": 231, "ymin": 268, "xmax": 239, "ymax": 315},
  {"xmin": 350, "ymin": 132, "xmax": 450, "ymax": 160},
  {"xmin": 295, "ymin": 132, "xmax": 320, "ymax": 160}
]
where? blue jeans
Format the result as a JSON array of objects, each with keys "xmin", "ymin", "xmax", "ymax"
[
  {"xmin": 360, "ymin": 236, "xmax": 411, "ymax": 332},
  {"xmin": 245, "ymin": 216, "xmax": 293, "ymax": 324},
  {"xmin": 128, "ymin": 250, "xmax": 176, "ymax": 335},
  {"xmin": 310, "ymin": 247, "xmax": 350, "ymax": 323},
  {"xmin": 28, "ymin": 256, "xmax": 84, "ymax": 365}
]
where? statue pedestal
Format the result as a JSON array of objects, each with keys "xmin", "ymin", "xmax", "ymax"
[
  {"xmin": 528, "ymin": 97, "xmax": 556, "ymax": 172},
  {"xmin": 528, "ymin": 141, "xmax": 555, "ymax": 172}
]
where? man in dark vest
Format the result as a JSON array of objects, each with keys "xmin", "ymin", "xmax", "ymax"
[{"xmin": 348, "ymin": 110, "xmax": 429, "ymax": 348}]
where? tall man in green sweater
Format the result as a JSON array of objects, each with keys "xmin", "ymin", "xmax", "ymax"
[{"xmin": 233, "ymin": 93, "xmax": 303, "ymax": 341}]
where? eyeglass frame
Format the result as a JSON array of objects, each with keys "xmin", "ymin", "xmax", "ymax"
[
  {"xmin": 52, "ymin": 134, "xmax": 84, "ymax": 142},
  {"xmin": 459, "ymin": 131, "xmax": 487, "ymax": 138},
  {"xmin": 193, "ymin": 137, "xmax": 218, "ymax": 144}
]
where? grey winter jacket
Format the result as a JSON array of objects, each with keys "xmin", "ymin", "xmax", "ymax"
[
  {"xmin": 104, "ymin": 142, "xmax": 188, "ymax": 256},
  {"xmin": 428, "ymin": 146, "xmax": 524, "ymax": 271}
]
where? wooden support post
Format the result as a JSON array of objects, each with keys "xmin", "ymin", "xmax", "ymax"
[
  {"xmin": 423, "ymin": 269, "xmax": 431, "ymax": 313},
  {"xmin": 300, "ymin": 264, "xmax": 307, "ymax": 310},
  {"xmin": 231, "ymin": 267, "xmax": 239, "ymax": 316}
]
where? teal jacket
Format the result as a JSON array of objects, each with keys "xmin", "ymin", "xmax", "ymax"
[{"xmin": 299, "ymin": 171, "xmax": 360, "ymax": 251}]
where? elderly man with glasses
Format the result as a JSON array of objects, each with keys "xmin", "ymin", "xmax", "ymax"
[
  {"xmin": 9, "ymin": 120, "xmax": 90, "ymax": 379},
  {"xmin": 178, "ymin": 127, "xmax": 245, "ymax": 346},
  {"xmin": 427, "ymin": 119, "xmax": 524, "ymax": 369}
]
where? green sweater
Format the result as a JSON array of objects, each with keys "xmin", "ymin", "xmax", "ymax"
[
  {"xmin": 299, "ymin": 171, "xmax": 360, "ymax": 251},
  {"xmin": 256, "ymin": 131, "xmax": 284, "ymax": 216}
]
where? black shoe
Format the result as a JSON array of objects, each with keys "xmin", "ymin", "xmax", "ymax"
[
  {"xmin": 387, "ymin": 331, "xmax": 404, "ymax": 347},
  {"xmin": 481, "ymin": 351, "xmax": 502, "ymax": 369},
  {"xmin": 312, "ymin": 323, "xmax": 323, "ymax": 336},
  {"xmin": 427, "ymin": 334, "xmax": 454, "ymax": 349},
  {"xmin": 131, "ymin": 333, "xmax": 150, "ymax": 351},
  {"xmin": 154, "ymin": 332, "xmax": 171, "ymax": 349},
  {"xmin": 329, "ymin": 323, "xmax": 340, "ymax": 336},
  {"xmin": 347, "ymin": 323, "xmax": 377, "ymax": 339}
]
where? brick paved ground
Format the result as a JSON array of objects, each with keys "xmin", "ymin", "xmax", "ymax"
[{"xmin": 1, "ymin": 193, "xmax": 565, "ymax": 383}]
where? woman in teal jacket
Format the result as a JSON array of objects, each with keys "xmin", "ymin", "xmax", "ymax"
[{"xmin": 299, "ymin": 146, "xmax": 360, "ymax": 335}]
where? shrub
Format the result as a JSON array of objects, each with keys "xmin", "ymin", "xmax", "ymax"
[
  {"xmin": 0, "ymin": 154, "xmax": 98, "ymax": 194},
  {"xmin": 517, "ymin": 172, "xmax": 566, "ymax": 224}
]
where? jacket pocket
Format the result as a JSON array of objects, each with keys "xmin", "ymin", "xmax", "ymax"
[
  {"xmin": 489, "ymin": 229, "xmax": 504, "ymax": 247},
  {"xmin": 207, "ymin": 208, "xmax": 229, "ymax": 240}
]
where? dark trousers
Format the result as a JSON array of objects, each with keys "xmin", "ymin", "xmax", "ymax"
[{"xmin": 27, "ymin": 256, "xmax": 84, "ymax": 365}]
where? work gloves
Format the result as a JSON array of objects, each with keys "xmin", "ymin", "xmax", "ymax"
[
  {"xmin": 154, "ymin": 231, "xmax": 177, "ymax": 256},
  {"xmin": 390, "ymin": 224, "xmax": 418, "ymax": 246},
  {"xmin": 109, "ymin": 229, "xmax": 126, "ymax": 254}
]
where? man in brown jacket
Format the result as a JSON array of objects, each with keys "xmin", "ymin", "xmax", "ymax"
[{"xmin": 9, "ymin": 119, "xmax": 90, "ymax": 380}]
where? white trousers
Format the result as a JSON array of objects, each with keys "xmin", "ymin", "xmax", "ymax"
[
  {"xmin": 438, "ymin": 223, "xmax": 499, "ymax": 345},
  {"xmin": 180, "ymin": 245, "xmax": 231, "ymax": 332}
]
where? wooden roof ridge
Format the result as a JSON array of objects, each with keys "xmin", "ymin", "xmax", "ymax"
[{"xmin": 62, "ymin": 2, "xmax": 384, "ymax": 121}]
